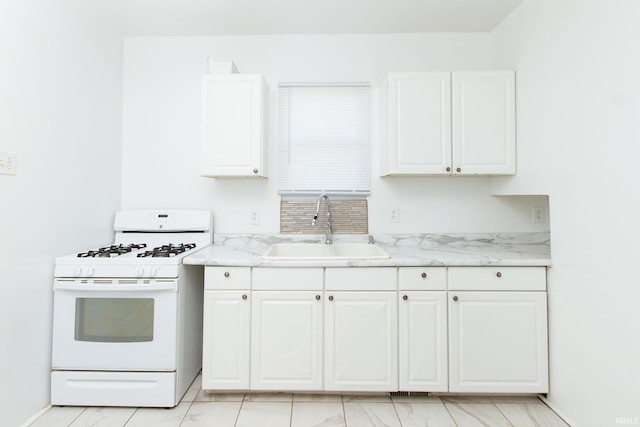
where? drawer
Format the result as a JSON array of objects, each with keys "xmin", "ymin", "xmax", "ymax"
[
  {"xmin": 448, "ymin": 267, "xmax": 546, "ymax": 291},
  {"xmin": 398, "ymin": 267, "xmax": 447, "ymax": 290},
  {"xmin": 205, "ymin": 267, "xmax": 251, "ymax": 290},
  {"xmin": 325, "ymin": 267, "xmax": 397, "ymax": 291},
  {"xmin": 252, "ymin": 267, "xmax": 323, "ymax": 291}
]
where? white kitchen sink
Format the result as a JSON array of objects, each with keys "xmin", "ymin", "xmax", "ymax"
[{"xmin": 262, "ymin": 243, "xmax": 390, "ymax": 260}]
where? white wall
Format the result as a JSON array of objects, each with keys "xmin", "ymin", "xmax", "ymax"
[
  {"xmin": 0, "ymin": 1, "xmax": 123, "ymax": 425},
  {"xmin": 122, "ymin": 34, "xmax": 549, "ymax": 234},
  {"xmin": 490, "ymin": 1, "xmax": 640, "ymax": 425}
]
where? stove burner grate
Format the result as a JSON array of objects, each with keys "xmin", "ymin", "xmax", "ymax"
[
  {"xmin": 77, "ymin": 243, "xmax": 147, "ymax": 258},
  {"xmin": 137, "ymin": 243, "xmax": 196, "ymax": 258}
]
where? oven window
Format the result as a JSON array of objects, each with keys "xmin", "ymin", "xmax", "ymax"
[{"xmin": 75, "ymin": 298, "xmax": 154, "ymax": 342}]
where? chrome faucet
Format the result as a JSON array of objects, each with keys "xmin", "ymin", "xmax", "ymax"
[{"xmin": 312, "ymin": 194, "xmax": 332, "ymax": 244}]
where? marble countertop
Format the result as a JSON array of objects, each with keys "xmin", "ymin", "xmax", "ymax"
[{"xmin": 184, "ymin": 232, "xmax": 551, "ymax": 267}]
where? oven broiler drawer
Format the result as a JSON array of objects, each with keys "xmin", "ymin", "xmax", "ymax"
[{"xmin": 51, "ymin": 371, "xmax": 180, "ymax": 408}]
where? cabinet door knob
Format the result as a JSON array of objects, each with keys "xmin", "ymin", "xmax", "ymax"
[
  {"xmin": 456, "ymin": 167, "xmax": 461, "ymax": 173},
  {"xmin": 421, "ymin": 272, "xmax": 427, "ymax": 278},
  {"xmin": 242, "ymin": 294, "xmax": 248, "ymax": 300},
  {"xmin": 224, "ymin": 271, "xmax": 230, "ymax": 278},
  {"xmin": 446, "ymin": 166, "xmax": 451, "ymax": 172},
  {"xmin": 402, "ymin": 295, "xmax": 408, "ymax": 300},
  {"xmin": 453, "ymin": 296, "xmax": 459, "ymax": 302},
  {"xmin": 253, "ymin": 168, "xmax": 259, "ymax": 174},
  {"xmin": 496, "ymin": 272, "xmax": 502, "ymax": 278},
  {"xmin": 315, "ymin": 295, "xmax": 321, "ymax": 300},
  {"xmin": 328, "ymin": 295, "xmax": 334, "ymax": 301}
]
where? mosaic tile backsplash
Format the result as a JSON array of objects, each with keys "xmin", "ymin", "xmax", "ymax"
[{"xmin": 280, "ymin": 199, "xmax": 368, "ymax": 234}]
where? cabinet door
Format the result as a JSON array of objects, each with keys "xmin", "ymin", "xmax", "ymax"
[
  {"xmin": 202, "ymin": 291, "xmax": 250, "ymax": 390},
  {"xmin": 398, "ymin": 291, "xmax": 448, "ymax": 392},
  {"xmin": 324, "ymin": 292, "xmax": 398, "ymax": 391},
  {"xmin": 448, "ymin": 291, "xmax": 548, "ymax": 393},
  {"xmin": 385, "ymin": 72, "xmax": 451, "ymax": 175},
  {"xmin": 452, "ymin": 71, "xmax": 516, "ymax": 175},
  {"xmin": 201, "ymin": 74, "xmax": 266, "ymax": 178},
  {"xmin": 251, "ymin": 291, "xmax": 323, "ymax": 390}
]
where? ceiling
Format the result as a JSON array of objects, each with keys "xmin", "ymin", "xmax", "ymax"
[{"xmin": 86, "ymin": 0, "xmax": 525, "ymax": 36}]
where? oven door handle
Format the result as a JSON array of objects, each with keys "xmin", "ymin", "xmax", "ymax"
[{"xmin": 54, "ymin": 280, "xmax": 178, "ymax": 292}]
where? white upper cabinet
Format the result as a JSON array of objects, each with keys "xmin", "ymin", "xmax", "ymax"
[
  {"xmin": 382, "ymin": 72, "xmax": 452, "ymax": 175},
  {"xmin": 452, "ymin": 71, "xmax": 516, "ymax": 175},
  {"xmin": 201, "ymin": 74, "xmax": 267, "ymax": 178},
  {"xmin": 381, "ymin": 71, "xmax": 516, "ymax": 176}
]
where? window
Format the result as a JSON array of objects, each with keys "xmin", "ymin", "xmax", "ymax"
[{"xmin": 278, "ymin": 83, "xmax": 371, "ymax": 196}]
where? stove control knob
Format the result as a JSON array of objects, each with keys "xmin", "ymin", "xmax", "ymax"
[
  {"xmin": 86, "ymin": 267, "xmax": 95, "ymax": 277},
  {"xmin": 149, "ymin": 267, "xmax": 158, "ymax": 277},
  {"xmin": 73, "ymin": 267, "xmax": 83, "ymax": 277},
  {"xmin": 135, "ymin": 267, "xmax": 145, "ymax": 277}
]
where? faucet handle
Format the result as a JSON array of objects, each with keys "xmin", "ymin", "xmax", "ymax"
[{"xmin": 368, "ymin": 235, "xmax": 374, "ymax": 244}]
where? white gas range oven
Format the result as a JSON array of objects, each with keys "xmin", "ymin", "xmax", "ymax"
[{"xmin": 51, "ymin": 210, "xmax": 213, "ymax": 408}]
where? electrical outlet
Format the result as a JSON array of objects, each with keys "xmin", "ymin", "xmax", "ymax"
[
  {"xmin": 532, "ymin": 206, "xmax": 545, "ymax": 224},
  {"xmin": 0, "ymin": 152, "xmax": 16, "ymax": 175},
  {"xmin": 389, "ymin": 207, "xmax": 399, "ymax": 223},
  {"xmin": 249, "ymin": 208, "xmax": 260, "ymax": 225}
]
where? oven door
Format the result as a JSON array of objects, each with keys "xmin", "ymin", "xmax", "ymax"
[{"xmin": 52, "ymin": 279, "xmax": 178, "ymax": 371}]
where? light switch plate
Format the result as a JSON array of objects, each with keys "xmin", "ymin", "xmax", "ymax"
[{"xmin": 0, "ymin": 152, "xmax": 16, "ymax": 175}]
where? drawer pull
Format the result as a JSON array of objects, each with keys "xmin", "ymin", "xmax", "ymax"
[
  {"xmin": 453, "ymin": 296, "xmax": 459, "ymax": 302},
  {"xmin": 315, "ymin": 295, "xmax": 321, "ymax": 300},
  {"xmin": 224, "ymin": 272, "xmax": 230, "ymax": 278},
  {"xmin": 402, "ymin": 295, "xmax": 408, "ymax": 301},
  {"xmin": 496, "ymin": 272, "xmax": 502, "ymax": 278},
  {"xmin": 328, "ymin": 295, "xmax": 334, "ymax": 301},
  {"xmin": 242, "ymin": 294, "xmax": 248, "ymax": 300},
  {"xmin": 253, "ymin": 168, "xmax": 259, "ymax": 174},
  {"xmin": 421, "ymin": 272, "xmax": 427, "ymax": 278}
]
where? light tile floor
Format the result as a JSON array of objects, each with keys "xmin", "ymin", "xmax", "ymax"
[{"xmin": 29, "ymin": 374, "xmax": 571, "ymax": 427}]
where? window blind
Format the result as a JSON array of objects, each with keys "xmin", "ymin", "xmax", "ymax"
[{"xmin": 278, "ymin": 83, "xmax": 371, "ymax": 195}]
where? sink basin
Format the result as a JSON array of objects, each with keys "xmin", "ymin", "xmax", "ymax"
[
  {"xmin": 331, "ymin": 243, "xmax": 391, "ymax": 259},
  {"xmin": 262, "ymin": 243, "xmax": 390, "ymax": 260}
]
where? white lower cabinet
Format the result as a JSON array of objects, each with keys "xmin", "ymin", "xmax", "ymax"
[
  {"xmin": 202, "ymin": 267, "xmax": 252, "ymax": 391},
  {"xmin": 250, "ymin": 291, "xmax": 323, "ymax": 390},
  {"xmin": 202, "ymin": 265, "xmax": 548, "ymax": 394},
  {"xmin": 398, "ymin": 291, "xmax": 448, "ymax": 391},
  {"xmin": 448, "ymin": 291, "xmax": 548, "ymax": 393},
  {"xmin": 202, "ymin": 290, "xmax": 250, "ymax": 390},
  {"xmin": 398, "ymin": 267, "xmax": 448, "ymax": 392},
  {"xmin": 323, "ymin": 268, "xmax": 398, "ymax": 392},
  {"xmin": 324, "ymin": 291, "xmax": 398, "ymax": 391}
]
